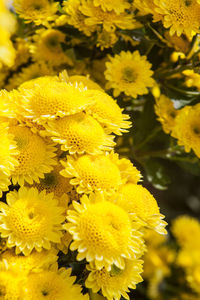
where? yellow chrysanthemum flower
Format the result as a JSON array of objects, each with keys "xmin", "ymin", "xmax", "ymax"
[
  {"xmin": 115, "ymin": 184, "xmax": 167, "ymax": 234},
  {"xmin": 13, "ymin": 0, "xmax": 58, "ymax": 26},
  {"xmin": 155, "ymin": 94, "xmax": 178, "ymax": 134},
  {"xmin": 171, "ymin": 104, "xmax": 200, "ymax": 158},
  {"xmin": 9, "ymin": 126, "xmax": 57, "ymax": 185},
  {"xmin": 0, "ymin": 122, "xmax": 19, "ymax": 196},
  {"xmin": 183, "ymin": 69, "xmax": 200, "ymax": 90},
  {"xmin": 25, "ymin": 267, "xmax": 89, "ymax": 300},
  {"xmin": 133, "ymin": 0, "xmax": 162, "ymax": 22},
  {"xmin": 96, "ymin": 30, "xmax": 118, "ymax": 50},
  {"xmin": 46, "ymin": 112, "xmax": 115, "ymax": 154},
  {"xmin": 20, "ymin": 80, "xmax": 92, "ymax": 121},
  {"xmin": 65, "ymin": 194, "xmax": 144, "ymax": 270},
  {"xmin": 30, "ymin": 29, "xmax": 73, "ymax": 66},
  {"xmin": 186, "ymin": 265, "xmax": 200, "ymax": 295},
  {"xmin": 60, "ymin": 153, "xmax": 122, "ymax": 194},
  {"xmin": 171, "ymin": 215, "xmax": 200, "ymax": 249},
  {"xmin": 0, "ymin": 260, "xmax": 25, "ymax": 299},
  {"xmin": 0, "ymin": 187, "xmax": 65, "ymax": 255},
  {"xmin": 93, "ymin": 0, "xmax": 130, "ymax": 14},
  {"xmin": 86, "ymin": 259, "xmax": 143, "ymax": 300},
  {"xmin": 154, "ymin": 0, "xmax": 200, "ymax": 37},
  {"xmin": 56, "ymin": 231, "xmax": 72, "ymax": 254},
  {"xmin": 80, "ymin": 0, "xmax": 137, "ymax": 32},
  {"xmin": 63, "ymin": 0, "xmax": 97, "ymax": 36},
  {"xmin": 105, "ymin": 51, "xmax": 154, "ymax": 98},
  {"xmin": 0, "ymin": 28, "xmax": 16, "ymax": 69},
  {"xmin": 0, "ymin": 248, "xmax": 58, "ymax": 274},
  {"xmin": 85, "ymin": 89, "xmax": 131, "ymax": 135}
]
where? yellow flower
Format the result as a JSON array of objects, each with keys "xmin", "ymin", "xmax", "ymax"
[
  {"xmin": 30, "ymin": 29, "xmax": 73, "ymax": 66},
  {"xmin": 80, "ymin": 0, "xmax": 137, "ymax": 32},
  {"xmin": 105, "ymin": 51, "xmax": 154, "ymax": 98},
  {"xmin": 154, "ymin": 0, "xmax": 200, "ymax": 37},
  {"xmin": 20, "ymin": 80, "xmax": 92, "ymax": 121},
  {"xmin": 183, "ymin": 69, "xmax": 200, "ymax": 90},
  {"xmin": 0, "ymin": 122, "xmax": 19, "ymax": 196},
  {"xmin": 85, "ymin": 89, "xmax": 131, "ymax": 135},
  {"xmin": 25, "ymin": 267, "xmax": 89, "ymax": 300},
  {"xmin": 133, "ymin": 0, "xmax": 162, "ymax": 22},
  {"xmin": 86, "ymin": 259, "xmax": 143, "ymax": 300},
  {"xmin": 171, "ymin": 104, "xmax": 200, "ymax": 158},
  {"xmin": 60, "ymin": 153, "xmax": 122, "ymax": 194},
  {"xmin": 155, "ymin": 94, "xmax": 178, "ymax": 134},
  {"xmin": 46, "ymin": 112, "xmax": 115, "ymax": 155},
  {"xmin": 115, "ymin": 184, "xmax": 167, "ymax": 234},
  {"xmin": 0, "ymin": 28, "xmax": 16, "ymax": 69},
  {"xmin": 171, "ymin": 215, "xmax": 200, "ymax": 249},
  {"xmin": 63, "ymin": 0, "xmax": 97, "ymax": 36},
  {"xmin": 65, "ymin": 194, "xmax": 144, "ymax": 270},
  {"xmin": 9, "ymin": 126, "xmax": 57, "ymax": 185},
  {"xmin": 0, "ymin": 186, "xmax": 65, "ymax": 255},
  {"xmin": 96, "ymin": 30, "xmax": 118, "ymax": 50},
  {"xmin": 13, "ymin": 0, "xmax": 58, "ymax": 26},
  {"xmin": 1, "ymin": 248, "xmax": 58, "ymax": 274},
  {"xmin": 93, "ymin": 0, "xmax": 130, "ymax": 14}
]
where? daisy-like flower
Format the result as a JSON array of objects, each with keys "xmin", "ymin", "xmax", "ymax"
[
  {"xmin": 0, "ymin": 122, "xmax": 19, "ymax": 196},
  {"xmin": 133, "ymin": 0, "xmax": 162, "ymax": 22},
  {"xmin": 60, "ymin": 153, "xmax": 122, "ymax": 194},
  {"xmin": 171, "ymin": 215, "xmax": 200, "ymax": 249},
  {"xmin": 105, "ymin": 51, "xmax": 154, "ymax": 98},
  {"xmin": 25, "ymin": 267, "xmax": 89, "ymax": 300},
  {"xmin": 0, "ymin": 187, "xmax": 65, "ymax": 255},
  {"xmin": 80, "ymin": 0, "xmax": 137, "ymax": 32},
  {"xmin": 86, "ymin": 258, "xmax": 143, "ymax": 300},
  {"xmin": 154, "ymin": 0, "xmax": 200, "ymax": 37},
  {"xmin": 85, "ymin": 89, "xmax": 131, "ymax": 135},
  {"xmin": 96, "ymin": 30, "xmax": 118, "ymax": 50},
  {"xmin": 93, "ymin": 0, "xmax": 130, "ymax": 14},
  {"xmin": 65, "ymin": 194, "xmax": 144, "ymax": 270},
  {"xmin": 115, "ymin": 183, "xmax": 167, "ymax": 234},
  {"xmin": 30, "ymin": 29, "xmax": 73, "ymax": 66},
  {"xmin": 155, "ymin": 94, "xmax": 178, "ymax": 134},
  {"xmin": 46, "ymin": 112, "xmax": 115, "ymax": 155},
  {"xmin": 63, "ymin": 0, "xmax": 97, "ymax": 36},
  {"xmin": 9, "ymin": 125, "xmax": 57, "ymax": 185},
  {"xmin": 13, "ymin": 0, "xmax": 58, "ymax": 26},
  {"xmin": 20, "ymin": 80, "xmax": 93, "ymax": 121},
  {"xmin": 171, "ymin": 103, "xmax": 200, "ymax": 158}
]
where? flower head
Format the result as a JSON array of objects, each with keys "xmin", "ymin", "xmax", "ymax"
[
  {"xmin": 86, "ymin": 259, "xmax": 143, "ymax": 300},
  {"xmin": 154, "ymin": 0, "xmax": 200, "ymax": 37},
  {"xmin": 65, "ymin": 194, "xmax": 144, "ymax": 270},
  {"xmin": 0, "ymin": 187, "xmax": 65, "ymax": 255},
  {"xmin": 9, "ymin": 126, "xmax": 56, "ymax": 185},
  {"xmin": 105, "ymin": 51, "xmax": 154, "ymax": 98}
]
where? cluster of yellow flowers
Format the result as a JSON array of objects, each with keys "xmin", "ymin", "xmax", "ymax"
[{"xmin": 0, "ymin": 71, "xmax": 167, "ymax": 299}]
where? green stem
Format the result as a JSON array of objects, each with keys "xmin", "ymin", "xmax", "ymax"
[
  {"xmin": 164, "ymin": 82, "xmax": 200, "ymax": 96},
  {"xmin": 134, "ymin": 127, "xmax": 162, "ymax": 151}
]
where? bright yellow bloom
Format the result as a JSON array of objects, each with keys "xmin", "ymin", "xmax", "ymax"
[
  {"xmin": 105, "ymin": 51, "xmax": 154, "ymax": 98},
  {"xmin": 0, "ymin": 187, "xmax": 65, "ymax": 255},
  {"xmin": 93, "ymin": 0, "xmax": 130, "ymax": 14},
  {"xmin": 80, "ymin": 0, "xmax": 137, "ymax": 32},
  {"xmin": 116, "ymin": 184, "xmax": 167, "ymax": 234},
  {"xmin": 60, "ymin": 153, "xmax": 122, "ymax": 194},
  {"xmin": 25, "ymin": 267, "xmax": 89, "ymax": 300},
  {"xmin": 1, "ymin": 248, "xmax": 58, "ymax": 273},
  {"xmin": 46, "ymin": 112, "xmax": 115, "ymax": 154},
  {"xmin": 63, "ymin": 0, "xmax": 97, "ymax": 36},
  {"xmin": 0, "ymin": 122, "xmax": 19, "ymax": 196},
  {"xmin": 30, "ymin": 29, "xmax": 73, "ymax": 66},
  {"xmin": 154, "ymin": 0, "xmax": 200, "ymax": 37},
  {"xmin": 65, "ymin": 194, "xmax": 144, "ymax": 270},
  {"xmin": 20, "ymin": 80, "xmax": 92, "ymax": 121},
  {"xmin": 0, "ymin": 28, "xmax": 16, "ymax": 69},
  {"xmin": 13, "ymin": 0, "xmax": 58, "ymax": 26},
  {"xmin": 85, "ymin": 89, "xmax": 131, "ymax": 135},
  {"xmin": 171, "ymin": 215, "xmax": 200, "ymax": 249},
  {"xmin": 86, "ymin": 259, "xmax": 143, "ymax": 300},
  {"xmin": 96, "ymin": 30, "xmax": 118, "ymax": 50},
  {"xmin": 133, "ymin": 0, "xmax": 162, "ymax": 22},
  {"xmin": 155, "ymin": 94, "xmax": 178, "ymax": 134},
  {"xmin": 9, "ymin": 126, "xmax": 56, "ymax": 185},
  {"xmin": 171, "ymin": 104, "xmax": 200, "ymax": 158}
]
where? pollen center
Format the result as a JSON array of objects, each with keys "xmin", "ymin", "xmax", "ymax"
[{"xmin": 122, "ymin": 67, "xmax": 137, "ymax": 83}]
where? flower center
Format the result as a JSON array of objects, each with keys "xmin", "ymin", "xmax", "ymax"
[
  {"xmin": 41, "ymin": 172, "xmax": 58, "ymax": 188},
  {"xmin": 122, "ymin": 67, "xmax": 137, "ymax": 83},
  {"xmin": 110, "ymin": 264, "xmax": 123, "ymax": 276}
]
